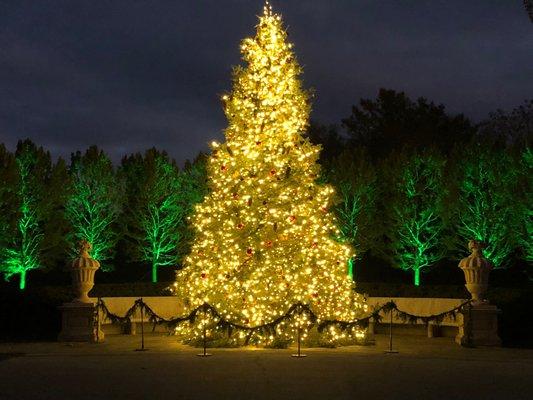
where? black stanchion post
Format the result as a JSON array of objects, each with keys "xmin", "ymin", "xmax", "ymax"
[
  {"xmin": 292, "ymin": 304, "xmax": 307, "ymax": 358},
  {"xmin": 135, "ymin": 298, "xmax": 148, "ymax": 352},
  {"xmin": 466, "ymin": 302, "xmax": 474, "ymax": 348},
  {"xmin": 197, "ymin": 306, "xmax": 212, "ymax": 357},
  {"xmin": 95, "ymin": 297, "xmax": 100, "ymax": 343},
  {"xmin": 384, "ymin": 302, "xmax": 398, "ymax": 354}
]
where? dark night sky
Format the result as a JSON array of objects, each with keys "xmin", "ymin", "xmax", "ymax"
[{"xmin": 0, "ymin": 1, "xmax": 531, "ymax": 163}]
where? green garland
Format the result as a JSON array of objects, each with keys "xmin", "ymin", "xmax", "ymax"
[{"xmin": 96, "ymin": 298, "xmax": 472, "ymax": 338}]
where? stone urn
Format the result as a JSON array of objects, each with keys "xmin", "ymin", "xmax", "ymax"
[
  {"xmin": 458, "ymin": 240, "xmax": 492, "ymax": 305},
  {"xmin": 71, "ymin": 240, "xmax": 100, "ymax": 303}
]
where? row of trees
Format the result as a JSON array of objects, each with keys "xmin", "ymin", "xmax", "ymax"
[
  {"xmin": 315, "ymin": 91, "xmax": 531, "ymax": 285},
  {"xmin": 0, "ymin": 90, "xmax": 531, "ymax": 288},
  {"xmin": 327, "ymin": 144, "xmax": 530, "ymax": 285},
  {"xmin": 0, "ymin": 143, "xmax": 206, "ymax": 288}
]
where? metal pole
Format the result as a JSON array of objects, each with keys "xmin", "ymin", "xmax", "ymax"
[
  {"xmin": 384, "ymin": 303, "xmax": 398, "ymax": 354},
  {"xmin": 135, "ymin": 298, "xmax": 147, "ymax": 351},
  {"xmin": 292, "ymin": 304, "xmax": 307, "ymax": 358},
  {"xmin": 203, "ymin": 322, "xmax": 207, "ymax": 355},
  {"xmin": 388, "ymin": 310, "xmax": 393, "ymax": 350},
  {"xmin": 197, "ymin": 308, "xmax": 212, "ymax": 357},
  {"xmin": 140, "ymin": 302, "xmax": 145, "ymax": 350},
  {"xmin": 95, "ymin": 297, "xmax": 100, "ymax": 343},
  {"xmin": 297, "ymin": 327, "xmax": 301, "ymax": 356}
]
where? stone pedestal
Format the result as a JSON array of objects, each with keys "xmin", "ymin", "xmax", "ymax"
[
  {"xmin": 455, "ymin": 303, "xmax": 501, "ymax": 346},
  {"xmin": 58, "ymin": 302, "xmax": 104, "ymax": 342}
]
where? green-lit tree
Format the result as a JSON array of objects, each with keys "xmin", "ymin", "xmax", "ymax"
[
  {"xmin": 0, "ymin": 145, "xmax": 18, "ymax": 249},
  {"xmin": 382, "ymin": 149, "xmax": 446, "ymax": 286},
  {"xmin": 517, "ymin": 147, "xmax": 532, "ymax": 263},
  {"xmin": 122, "ymin": 149, "xmax": 185, "ymax": 283},
  {"xmin": 65, "ymin": 146, "xmax": 123, "ymax": 271},
  {"xmin": 0, "ymin": 141, "xmax": 65, "ymax": 289},
  {"xmin": 0, "ymin": 145, "xmax": 21, "ymax": 287},
  {"xmin": 326, "ymin": 148, "xmax": 377, "ymax": 279},
  {"xmin": 449, "ymin": 144, "xmax": 519, "ymax": 268}
]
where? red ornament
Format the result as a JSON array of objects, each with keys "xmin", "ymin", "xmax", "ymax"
[
  {"xmin": 201, "ymin": 272, "xmax": 207, "ymax": 279},
  {"xmin": 312, "ymin": 293, "xmax": 318, "ymax": 298},
  {"xmin": 221, "ymin": 165, "xmax": 227, "ymax": 171},
  {"xmin": 311, "ymin": 242, "xmax": 318, "ymax": 248},
  {"xmin": 246, "ymin": 248, "xmax": 253, "ymax": 255},
  {"xmin": 269, "ymin": 169, "xmax": 276, "ymax": 176},
  {"xmin": 289, "ymin": 215, "xmax": 296, "ymax": 223},
  {"xmin": 237, "ymin": 223, "xmax": 244, "ymax": 229},
  {"xmin": 256, "ymin": 141, "xmax": 262, "ymax": 146},
  {"xmin": 232, "ymin": 193, "xmax": 239, "ymax": 199},
  {"xmin": 321, "ymin": 206, "xmax": 328, "ymax": 212},
  {"xmin": 265, "ymin": 240, "xmax": 273, "ymax": 248}
]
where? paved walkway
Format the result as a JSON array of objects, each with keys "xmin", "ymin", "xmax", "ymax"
[{"xmin": 1, "ymin": 334, "xmax": 532, "ymax": 400}]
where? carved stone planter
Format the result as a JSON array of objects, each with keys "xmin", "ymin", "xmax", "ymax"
[
  {"xmin": 456, "ymin": 240, "xmax": 500, "ymax": 346},
  {"xmin": 458, "ymin": 240, "xmax": 492, "ymax": 305},
  {"xmin": 71, "ymin": 240, "xmax": 100, "ymax": 303},
  {"xmin": 58, "ymin": 240, "xmax": 103, "ymax": 342}
]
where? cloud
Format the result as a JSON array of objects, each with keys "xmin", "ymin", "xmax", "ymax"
[{"xmin": 0, "ymin": 0, "xmax": 531, "ymax": 163}]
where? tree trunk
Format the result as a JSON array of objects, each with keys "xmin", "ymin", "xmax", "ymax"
[
  {"xmin": 414, "ymin": 269, "xmax": 420, "ymax": 286},
  {"xmin": 152, "ymin": 263, "xmax": 158, "ymax": 283},
  {"xmin": 348, "ymin": 258, "xmax": 354, "ymax": 280},
  {"xmin": 19, "ymin": 271, "xmax": 26, "ymax": 290}
]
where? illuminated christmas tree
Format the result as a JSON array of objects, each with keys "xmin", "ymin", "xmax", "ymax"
[{"xmin": 174, "ymin": 3, "xmax": 365, "ymax": 343}]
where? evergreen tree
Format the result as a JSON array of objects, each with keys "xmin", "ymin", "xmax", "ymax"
[
  {"xmin": 342, "ymin": 89, "xmax": 474, "ymax": 159},
  {"xmin": 382, "ymin": 149, "xmax": 446, "ymax": 286},
  {"xmin": 478, "ymin": 99, "xmax": 532, "ymax": 147},
  {"xmin": 306, "ymin": 121, "xmax": 345, "ymax": 164},
  {"xmin": 174, "ymin": 4, "xmax": 365, "ymax": 343},
  {"xmin": 177, "ymin": 154, "xmax": 209, "ymax": 263},
  {"xmin": 65, "ymin": 146, "xmax": 123, "ymax": 271}
]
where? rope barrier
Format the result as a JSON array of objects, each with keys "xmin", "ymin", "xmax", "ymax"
[{"xmin": 95, "ymin": 297, "xmax": 472, "ymax": 337}]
